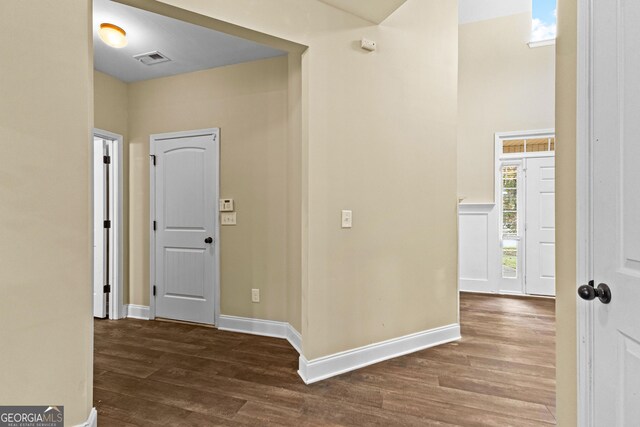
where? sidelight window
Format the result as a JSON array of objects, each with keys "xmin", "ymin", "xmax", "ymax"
[{"xmin": 501, "ymin": 164, "xmax": 520, "ymax": 279}]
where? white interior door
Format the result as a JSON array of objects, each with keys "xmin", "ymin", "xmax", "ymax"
[
  {"xmin": 589, "ymin": 0, "xmax": 640, "ymax": 424},
  {"xmin": 525, "ymin": 157, "xmax": 555, "ymax": 296},
  {"xmin": 152, "ymin": 129, "xmax": 218, "ymax": 325},
  {"xmin": 93, "ymin": 138, "xmax": 108, "ymax": 318}
]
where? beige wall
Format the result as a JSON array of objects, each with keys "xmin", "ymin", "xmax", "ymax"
[
  {"xmin": 555, "ymin": 0, "xmax": 578, "ymax": 424},
  {"xmin": 138, "ymin": 0, "xmax": 459, "ymax": 360},
  {"xmin": 458, "ymin": 12, "xmax": 555, "ymax": 203},
  {"xmin": 0, "ymin": 0, "xmax": 93, "ymax": 424},
  {"xmin": 94, "ymin": 70, "xmax": 130, "ymax": 303},
  {"xmin": 126, "ymin": 56, "xmax": 298, "ymax": 327},
  {"xmin": 94, "ymin": 71, "xmax": 128, "ymax": 137}
]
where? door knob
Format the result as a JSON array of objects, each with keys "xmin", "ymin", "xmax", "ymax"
[
  {"xmin": 577, "ymin": 281, "xmax": 611, "ymax": 304},
  {"xmin": 204, "ymin": 237, "xmax": 213, "ymax": 244}
]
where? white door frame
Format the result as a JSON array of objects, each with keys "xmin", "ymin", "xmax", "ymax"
[
  {"xmin": 576, "ymin": 0, "xmax": 595, "ymax": 424},
  {"xmin": 149, "ymin": 128, "xmax": 221, "ymax": 325},
  {"xmin": 93, "ymin": 128, "xmax": 124, "ymax": 320}
]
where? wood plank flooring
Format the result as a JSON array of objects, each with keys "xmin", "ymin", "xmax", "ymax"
[{"xmin": 94, "ymin": 293, "xmax": 556, "ymax": 426}]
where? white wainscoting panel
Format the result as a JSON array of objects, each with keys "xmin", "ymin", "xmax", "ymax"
[
  {"xmin": 298, "ymin": 324, "xmax": 461, "ymax": 384},
  {"xmin": 459, "ymin": 213, "xmax": 489, "ymax": 281},
  {"xmin": 458, "ymin": 203, "xmax": 500, "ymax": 293}
]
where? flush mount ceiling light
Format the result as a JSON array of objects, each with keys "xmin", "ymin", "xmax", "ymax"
[{"xmin": 98, "ymin": 23, "xmax": 128, "ymax": 48}]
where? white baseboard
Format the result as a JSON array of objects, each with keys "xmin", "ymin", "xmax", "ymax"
[
  {"xmin": 286, "ymin": 323, "xmax": 302, "ymax": 354},
  {"xmin": 217, "ymin": 315, "xmax": 302, "ymax": 354},
  {"xmin": 125, "ymin": 304, "xmax": 150, "ymax": 320},
  {"xmin": 298, "ymin": 323, "xmax": 461, "ymax": 384},
  {"xmin": 75, "ymin": 407, "xmax": 97, "ymax": 427}
]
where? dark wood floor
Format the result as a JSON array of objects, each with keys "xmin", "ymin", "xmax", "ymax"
[{"xmin": 94, "ymin": 293, "xmax": 556, "ymax": 426}]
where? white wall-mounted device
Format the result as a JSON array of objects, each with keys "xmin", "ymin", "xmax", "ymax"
[
  {"xmin": 219, "ymin": 198, "xmax": 234, "ymax": 212},
  {"xmin": 361, "ymin": 38, "xmax": 377, "ymax": 52}
]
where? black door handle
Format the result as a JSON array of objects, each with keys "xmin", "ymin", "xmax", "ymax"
[
  {"xmin": 578, "ymin": 281, "xmax": 611, "ymax": 304},
  {"xmin": 204, "ymin": 237, "xmax": 213, "ymax": 244}
]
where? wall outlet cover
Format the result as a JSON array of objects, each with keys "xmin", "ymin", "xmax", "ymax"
[{"xmin": 221, "ymin": 212, "xmax": 237, "ymax": 225}]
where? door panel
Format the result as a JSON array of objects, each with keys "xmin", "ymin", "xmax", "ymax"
[
  {"xmin": 153, "ymin": 130, "xmax": 218, "ymax": 325},
  {"xmin": 164, "ymin": 248, "xmax": 206, "ymax": 299},
  {"xmin": 525, "ymin": 156, "xmax": 555, "ymax": 296},
  {"xmin": 164, "ymin": 148, "xmax": 207, "ymax": 229},
  {"xmin": 592, "ymin": 0, "xmax": 640, "ymax": 424},
  {"xmin": 618, "ymin": 333, "xmax": 640, "ymax": 426}
]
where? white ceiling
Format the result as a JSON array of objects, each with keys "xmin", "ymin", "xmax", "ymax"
[
  {"xmin": 93, "ymin": 0, "xmax": 286, "ymax": 83},
  {"xmin": 458, "ymin": 0, "xmax": 531, "ymax": 25},
  {"xmin": 318, "ymin": 0, "xmax": 407, "ymax": 24}
]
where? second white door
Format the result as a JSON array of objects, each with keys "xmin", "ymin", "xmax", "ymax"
[
  {"xmin": 525, "ymin": 156, "xmax": 556, "ymax": 296},
  {"xmin": 151, "ymin": 128, "xmax": 219, "ymax": 325}
]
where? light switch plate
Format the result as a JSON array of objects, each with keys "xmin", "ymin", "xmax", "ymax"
[
  {"xmin": 219, "ymin": 199, "xmax": 234, "ymax": 212},
  {"xmin": 221, "ymin": 212, "xmax": 236, "ymax": 225},
  {"xmin": 341, "ymin": 210, "xmax": 352, "ymax": 228}
]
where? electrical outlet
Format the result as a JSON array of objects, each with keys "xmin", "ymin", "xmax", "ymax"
[
  {"xmin": 251, "ymin": 288, "xmax": 260, "ymax": 303},
  {"xmin": 221, "ymin": 212, "xmax": 236, "ymax": 225}
]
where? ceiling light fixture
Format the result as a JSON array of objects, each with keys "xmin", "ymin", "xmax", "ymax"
[{"xmin": 98, "ymin": 23, "xmax": 128, "ymax": 48}]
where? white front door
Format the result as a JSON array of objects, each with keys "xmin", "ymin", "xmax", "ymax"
[
  {"xmin": 525, "ymin": 157, "xmax": 555, "ymax": 296},
  {"xmin": 151, "ymin": 129, "xmax": 219, "ymax": 325},
  {"xmin": 589, "ymin": 0, "xmax": 640, "ymax": 424}
]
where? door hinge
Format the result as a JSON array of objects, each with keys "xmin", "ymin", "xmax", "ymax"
[
  {"xmin": 103, "ymin": 284, "xmax": 111, "ymax": 293},
  {"xmin": 153, "ymin": 220, "xmax": 157, "ymax": 231},
  {"xmin": 104, "ymin": 220, "xmax": 111, "ymax": 229},
  {"xmin": 103, "ymin": 155, "xmax": 111, "ymax": 164},
  {"xmin": 153, "ymin": 285, "xmax": 156, "ymax": 296},
  {"xmin": 150, "ymin": 155, "xmax": 156, "ymax": 166}
]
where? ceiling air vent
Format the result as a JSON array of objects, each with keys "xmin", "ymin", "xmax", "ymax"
[{"xmin": 133, "ymin": 51, "xmax": 172, "ymax": 66}]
